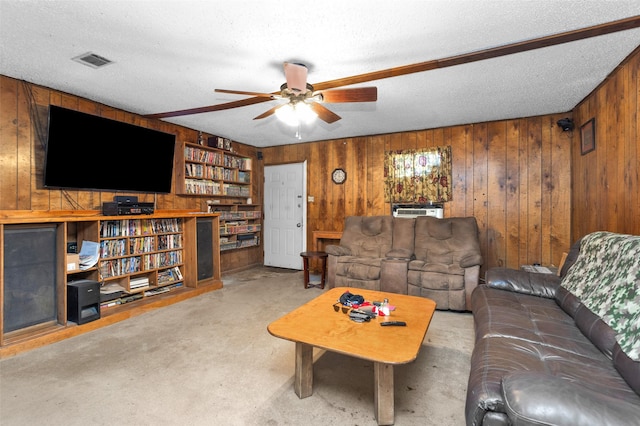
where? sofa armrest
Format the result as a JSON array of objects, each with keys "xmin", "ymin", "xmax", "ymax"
[
  {"xmin": 324, "ymin": 244, "xmax": 351, "ymax": 256},
  {"xmin": 503, "ymin": 372, "xmax": 640, "ymax": 426},
  {"xmin": 460, "ymin": 253, "xmax": 483, "ymax": 268},
  {"xmin": 380, "ymin": 258, "xmax": 409, "ymax": 295},
  {"xmin": 485, "ymin": 267, "xmax": 560, "ymax": 299}
]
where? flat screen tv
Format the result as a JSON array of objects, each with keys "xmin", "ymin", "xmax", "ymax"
[{"xmin": 44, "ymin": 105, "xmax": 176, "ymax": 193}]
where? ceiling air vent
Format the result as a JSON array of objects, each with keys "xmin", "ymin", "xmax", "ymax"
[{"xmin": 72, "ymin": 52, "xmax": 114, "ymax": 69}]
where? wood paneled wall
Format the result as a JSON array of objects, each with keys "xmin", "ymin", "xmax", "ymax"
[
  {"xmin": 0, "ymin": 76, "xmax": 262, "ymax": 272},
  {"xmin": 5, "ymin": 40, "xmax": 637, "ymax": 277},
  {"xmin": 571, "ymin": 47, "xmax": 639, "ymax": 239},
  {"xmin": 262, "ymin": 113, "xmax": 573, "ymax": 274}
]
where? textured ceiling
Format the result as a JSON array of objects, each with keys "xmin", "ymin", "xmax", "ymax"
[{"xmin": 1, "ymin": 1, "xmax": 639, "ymax": 147}]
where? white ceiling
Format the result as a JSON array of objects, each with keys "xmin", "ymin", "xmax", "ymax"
[{"xmin": 1, "ymin": 1, "xmax": 639, "ymax": 148}]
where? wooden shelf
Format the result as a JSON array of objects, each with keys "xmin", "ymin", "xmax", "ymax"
[
  {"xmin": 0, "ymin": 210, "xmax": 223, "ymax": 358},
  {"xmin": 179, "ymin": 142, "xmax": 252, "ymax": 197},
  {"xmin": 208, "ymin": 203, "xmax": 261, "ymax": 252}
]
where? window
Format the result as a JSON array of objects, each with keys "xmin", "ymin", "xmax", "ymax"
[{"xmin": 384, "ymin": 146, "xmax": 452, "ymax": 203}]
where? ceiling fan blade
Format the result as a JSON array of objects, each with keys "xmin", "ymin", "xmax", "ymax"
[
  {"xmin": 215, "ymin": 88, "xmax": 279, "ymax": 98},
  {"xmin": 310, "ymin": 15, "xmax": 640, "ymax": 91},
  {"xmin": 253, "ymin": 104, "xmax": 282, "ymax": 120},
  {"xmin": 309, "ymin": 103, "xmax": 341, "ymax": 124},
  {"xmin": 145, "ymin": 96, "xmax": 272, "ymax": 119},
  {"xmin": 317, "ymin": 87, "xmax": 377, "ymax": 103}
]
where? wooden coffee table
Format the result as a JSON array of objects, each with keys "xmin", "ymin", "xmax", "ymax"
[{"xmin": 267, "ymin": 287, "xmax": 436, "ymax": 425}]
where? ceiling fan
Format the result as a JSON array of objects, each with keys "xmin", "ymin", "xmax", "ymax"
[
  {"xmin": 214, "ymin": 62, "xmax": 377, "ymax": 125},
  {"xmin": 145, "ymin": 16, "xmax": 640, "ymax": 123}
]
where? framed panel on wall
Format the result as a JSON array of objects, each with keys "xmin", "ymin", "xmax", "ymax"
[{"xmin": 581, "ymin": 118, "xmax": 595, "ymax": 155}]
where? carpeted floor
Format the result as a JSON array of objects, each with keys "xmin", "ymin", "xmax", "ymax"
[{"xmin": 0, "ymin": 267, "xmax": 474, "ymax": 425}]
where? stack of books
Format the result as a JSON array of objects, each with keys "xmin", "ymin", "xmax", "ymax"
[{"xmin": 130, "ymin": 276, "xmax": 150, "ymax": 290}]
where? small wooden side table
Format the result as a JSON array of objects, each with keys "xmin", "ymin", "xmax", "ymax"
[{"xmin": 300, "ymin": 251, "xmax": 328, "ymax": 289}]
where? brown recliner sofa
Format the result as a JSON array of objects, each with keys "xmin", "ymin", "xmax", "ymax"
[{"xmin": 325, "ymin": 215, "xmax": 483, "ymax": 311}]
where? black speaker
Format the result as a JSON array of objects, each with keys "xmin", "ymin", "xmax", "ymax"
[
  {"xmin": 3, "ymin": 224, "xmax": 58, "ymax": 333},
  {"xmin": 196, "ymin": 218, "xmax": 214, "ymax": 281},
  {"xmin": 67, "ymin": 280, "xmax": 100, "ymax": 324},
  {"xmin": 257, "ymin": 151, "xmax": 263, "ymax": 160}
]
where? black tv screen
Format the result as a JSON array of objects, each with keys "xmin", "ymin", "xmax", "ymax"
[{"xmin": 44, "ymin": 106, "xmax": 176, "ymax": 193}]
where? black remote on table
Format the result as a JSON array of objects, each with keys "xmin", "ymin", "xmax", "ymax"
[{"xmin": 380, "ymin": 321, "xmax": 406, "ymax": 326}]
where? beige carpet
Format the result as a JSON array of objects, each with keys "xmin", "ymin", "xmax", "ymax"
[{"xmin": 0, "ymin": 267, "xmax": 473, "ymax": 425}]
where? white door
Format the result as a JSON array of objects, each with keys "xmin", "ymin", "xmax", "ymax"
[{"xmin": 263, "ymin": 162, "xmax": 306, "ymax": 269}]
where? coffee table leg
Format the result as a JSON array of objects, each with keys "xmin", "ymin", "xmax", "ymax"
[
  {"xmin": 294, "ymin": 342, "xmax": 313, "ymax": 398},
  {"xmin": 374, "ymin": 362, "xmax": 394, "ymax": 425}
]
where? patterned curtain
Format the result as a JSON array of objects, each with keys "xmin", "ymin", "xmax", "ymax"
[{"xmin": 384, "ymin": 146, "xmax": 452, "ymax": 203}]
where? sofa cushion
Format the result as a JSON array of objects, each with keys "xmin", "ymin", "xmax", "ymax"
[
  {"xmin": 339, "ymin": 216, "xmax": 393, "ymax": 258},
  {"xmin": 472, "ymin": 286, "xmax": 604, "ymax": 359},
  {"xmin": 335, "ymin": 256, "xmax": 382, "ymax": 280},
  {"xmin": 502, "ymin": 372, "xmax": 640, "ymax": 426},
  {"xmin": 412, "ymin": 216, "xmax": 482, "ymax": 267},
  {"xmin": 561, "ymin": 231, "xmax": 640, "ymax": 361},
  {"xmin": 487, "ymin": 267, "xmax": 560, "ymax": 299},
  {"xmin": 466, "ymin": 334, "xmax": 640, "ymax": 426}
]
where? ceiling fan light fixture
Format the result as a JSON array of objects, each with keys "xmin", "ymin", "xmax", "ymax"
[
  {"xmin": 276, "ymin": 101, "xmax": 317, "ymax": 126},
  {"xmin": 296, "ymin": 102, "xmax": 317, "ymax": 124}
]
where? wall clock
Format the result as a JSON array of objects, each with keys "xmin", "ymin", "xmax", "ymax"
[{"xmin": 332, "ymin": 168, "xmax": 347, "ymax": 184}]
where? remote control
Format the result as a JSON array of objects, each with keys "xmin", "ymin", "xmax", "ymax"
[{"xmin": 380, "ymin": 321, "xmax": 406, "ymax": 326}]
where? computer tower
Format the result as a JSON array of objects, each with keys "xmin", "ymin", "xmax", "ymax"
[{"xmin": 67, "ymin": 280, "xmax": 100, "ymax": 324}]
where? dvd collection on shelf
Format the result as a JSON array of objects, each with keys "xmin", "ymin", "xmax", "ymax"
[{"xmin": 99, "ymin": 266, "xmax": 184, "ymax": 310}]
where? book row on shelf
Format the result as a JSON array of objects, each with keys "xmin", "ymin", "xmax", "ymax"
[
  {"xmin": 157, "ymin": 266, "xmax": 183, "ymax": 284},
  {"xmin": 185, "ymin": 180, "xmax": 251, "ymax": 197},
  {"xmin": 100, "ymin": 218, "xmax": 182, "ymax": 238},
  {"xmin": 185, "ymin": 146, "xmax": 223, "ymax": 164},
  {"xmin": 221, "ymin": 223, "xmax": 261, "ymax": 234},
  {"xmin": 184, "ymin": 145, "xmax": 252, "ymax": 171},
  {"xmin": 98, "ymin": 266, "xmax": 184, "ymax": 305},
  {"xmin": 184, "ymin": 164, "xmax": 251, "ymax": 183},
  {"xmin": 100, "ymin": 282, "xmax": 184, "ymax": 310},
  {"xmin": 130, "ymin": 276, "xmax": 150, "ymax": 289},
  {"xmin": 216, "ymin": 210, "xmax": 262, "ymax": 220},
  {"xmin": 224, "ymin": 156, "xmax": 252, "ymax": 170},
  {"xmin": 100, "ymin": 250, "xmax": 182, "ymax": 278},
  {"xmin": 186, "ymin": 164, "xmax": 237, "ymax": 181},
  {"xmin": 99, "ymin": 234, "xmax": 182, "ymax": 258},
  {"xmin": 223, "ymin": 184, "xmax": 251, "ymax": 197},
  {"xmin": 220, "ymin": 236, "xmax": 260, "ymax": 251}
]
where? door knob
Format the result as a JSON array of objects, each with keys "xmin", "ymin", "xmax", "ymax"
[{"xmin": 297, "ymin": 223, "xmax": 302, "ymax": 227}]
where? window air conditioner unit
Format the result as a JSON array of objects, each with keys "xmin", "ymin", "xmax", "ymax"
[{"xmin": 393, "ymin": 207, "xmax": 443, "ymax": 219}]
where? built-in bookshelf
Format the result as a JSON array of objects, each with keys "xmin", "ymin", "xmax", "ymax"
[
  {"xmin": 0, "ymin": 211, "xmax": 222, "ymax": 357},
  {"xmin": 179, "ymin": 142, "xmax": 252, "ymax": 198},
  {"xmin": 207, "ymin": 203, "xmax": 262, "ymax": 251},
  {"xmin": 98, "ymin": 218, "xmax": 186, "ymax": 304}
]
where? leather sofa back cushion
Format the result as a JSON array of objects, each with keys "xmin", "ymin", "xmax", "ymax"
[
  {"xmin": 574, "ymin": 303, "xmax": 618, "ymax": 359},
  {"xmin": 560, "ymin": 238, "xmax": 582, "ymax": 277},
  {"xmin": 555, "ymin": 285, "xmax": 582, "ymax": 317},
  {"xmin": 413, "ymin": 216, "xmax": 482, "ymax": 267},
  {"xmin": 614, "ymin": 343, "xmax": 640, "ymax": 394},
  {"xmin": 341, "ymin": 216, "xmax": 393, "ymax": 258}
]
